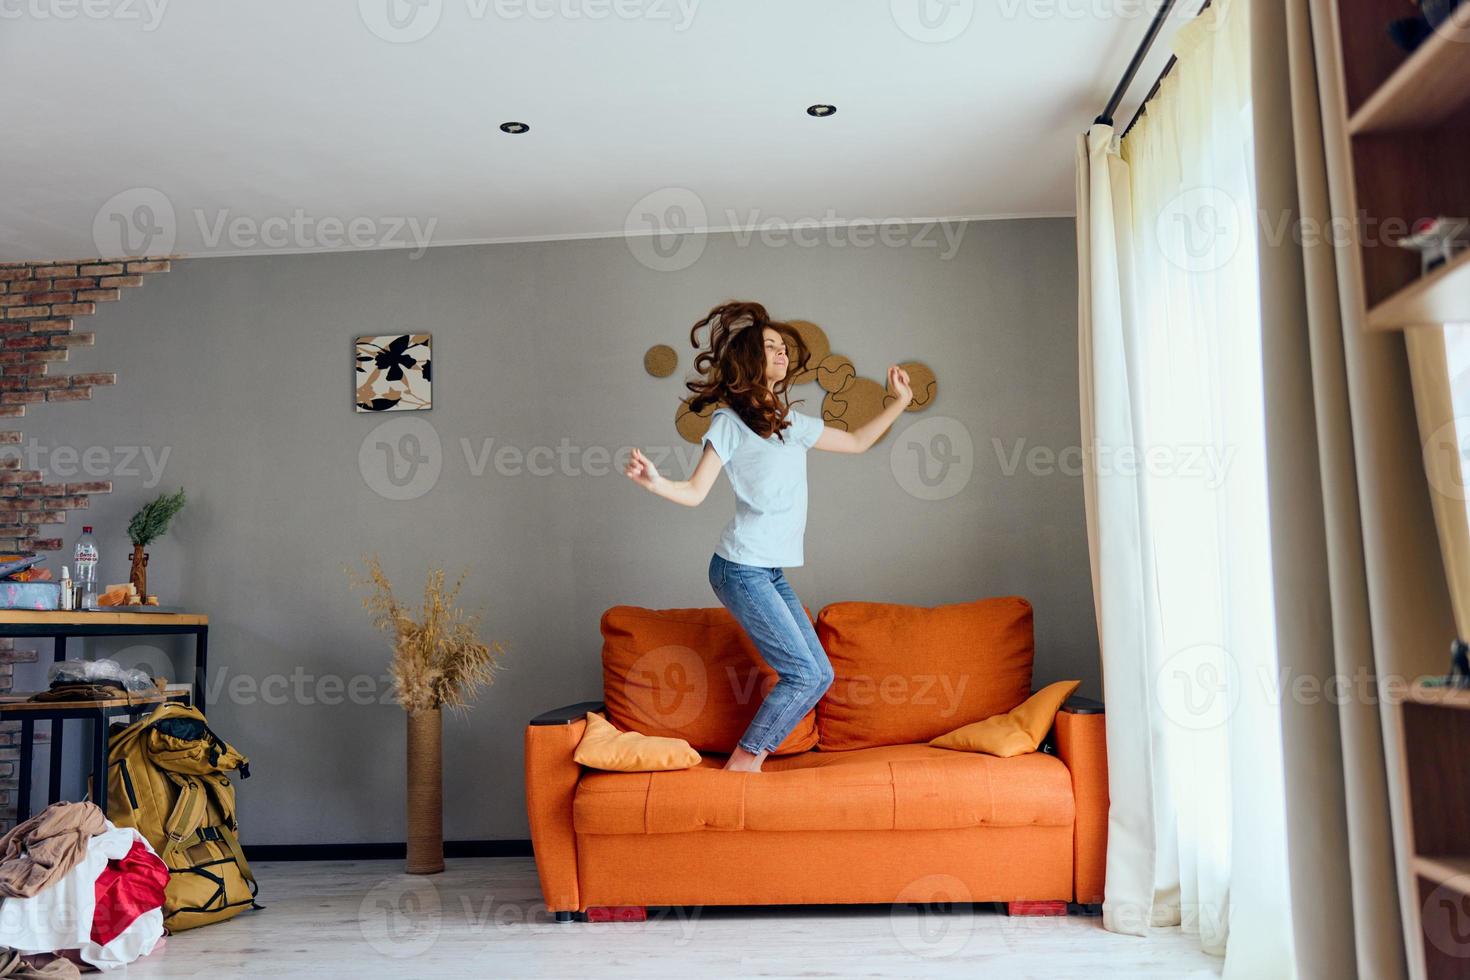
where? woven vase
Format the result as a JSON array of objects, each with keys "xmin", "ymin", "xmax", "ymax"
[{"xmin": 405, "ymin": 706, "xmax": 445, "ymax": 874}]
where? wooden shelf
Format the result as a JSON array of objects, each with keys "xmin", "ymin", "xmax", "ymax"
[
  {"xmin": 0, "ymin": 610, "xmax": 206, "ymax": 626},
  {"xmin": 0, "ymin": 689, "xmax": 186, "ymax": 712},
  {"xmin": 1415, "ymin": 854, "xmax": 1470, "ymax": 891},
  {"xmin": 1349, "ymin": 12, "xmax": 1470, "ymax": 135},
  {"xmin": 1397, "ymin": 682, "xmax": 1470, "ymax": 976},
  {"xmin": 1406, "ymin": 679, "xmax": 1470, "ymax": 710},
  {"xmin": 1365, "ymin": 246, "xmax": 1470, "ymax": 330}
]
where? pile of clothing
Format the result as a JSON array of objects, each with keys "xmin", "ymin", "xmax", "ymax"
[
  {"xmin": 0, "ymin": 801, "xmax": 168, "ymax": 974},
  {"xmin": 27, "ymin": 661, "xmax": 160, "ymax": 706}
]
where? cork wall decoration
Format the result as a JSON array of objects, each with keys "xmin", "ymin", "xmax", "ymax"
[
  {"xmin": 643, "ymin": 344, "xmax": 677, "ymax": 378},
  {"xmin": 650, "ymin": 317, "xmax": 938, "ymax": 443}
]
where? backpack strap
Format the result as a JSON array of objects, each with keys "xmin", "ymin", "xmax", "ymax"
[
  {"xmin": 192, "ymin": 775, "xmax": 258, "ymax": 887},
  {"xmin": 172, "ymin": 805, "xmax": 265, "ymax": 910},
  {"xmin": 200, "ymin": 773, "xmax": 261, "ymax": 907},
  {"xmin": 216, "ymin": 823, "xmax": 258, "ymax": 894},
  {"xmin": 159, "ymin": 771, "xmax": 206, "ymax": 864},
  {"xmin": 199, "ymin": 776, "xmax": 242, "ymax": 844}
]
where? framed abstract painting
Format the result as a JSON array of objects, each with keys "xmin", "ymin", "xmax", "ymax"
[{"xmin": 355, "ymin": 334, "xmax": 432, "ymax": 412}]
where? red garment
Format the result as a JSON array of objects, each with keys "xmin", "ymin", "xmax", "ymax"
[{"xmin": 90, "ymin": 839, "xmax": 169, "ymax": 947}]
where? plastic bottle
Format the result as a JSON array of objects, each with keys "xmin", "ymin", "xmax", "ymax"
[
  {"xmin": 74, "ymin": 527, "xmax": 98, "ymax": 611},
  {"xmin": 59, "ymin": 565, "xmax": 73, "ymax": 611}
]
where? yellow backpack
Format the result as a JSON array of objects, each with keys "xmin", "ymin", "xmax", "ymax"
[{"xmin": 98, "ymin": 702, "xmax": 262, "ymax": 931}]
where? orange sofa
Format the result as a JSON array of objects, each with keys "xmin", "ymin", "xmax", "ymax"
[{"xmin": 524, "ymin": 596, "xmax": 1108, "ymax": 922}]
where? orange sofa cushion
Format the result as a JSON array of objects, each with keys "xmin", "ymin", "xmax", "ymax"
[
  {"xmin": 814, "ymin": 597, "xmax": 1035, "ymax": 751},
  {"xmin": 930, "ymin": 680, "xmax": 1081, "ymax": 756},
  {"xmin": 600, "ymin": 606, "xmax": 818, "ymax": 756},
  {"xmin": 573, "ymin": 711, "xmax": 702, "ymax": 772},
  {"xmin": 572, "ymin": 742, "xmax": 1074, "ymax": 834}
]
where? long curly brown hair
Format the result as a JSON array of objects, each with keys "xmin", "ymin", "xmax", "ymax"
[{"xmin": 685, "ymin": 301, "xmax": 811, "ymax": 442}]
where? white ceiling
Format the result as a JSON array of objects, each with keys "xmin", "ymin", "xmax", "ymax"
[{"xmin": 0, "ymin": 0, "xmax": 1191, "ymax": 261}]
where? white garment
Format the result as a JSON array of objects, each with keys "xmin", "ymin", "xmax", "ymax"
[{"xmin": 0, "ymin": 820, "xmax": 165, "ymax": 970}]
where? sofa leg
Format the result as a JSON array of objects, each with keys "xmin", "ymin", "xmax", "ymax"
[
  {"xmin": 585, "ymin": 906, "xmax": 647, "ymax": 923},
  {"xmin": 1006, "ymin": 900, "xmax": 1068, "ymax": 916},
  {"xmin": 554, "ymin": 911, "xmax": 574, "ymax": 923}
]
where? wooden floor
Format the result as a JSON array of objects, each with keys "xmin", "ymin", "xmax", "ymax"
[{"xmin": 121, "ymin": 857, "xmax": 1224, "ymax": 978}]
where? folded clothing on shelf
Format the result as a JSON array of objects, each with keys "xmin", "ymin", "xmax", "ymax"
[
  {"xmin": 27, "ymin": 683, "xmax": 132, "ymax": 704},
  {"xmin": 45, "ymin": 661, "xmax": 156, "ymax": 694}
]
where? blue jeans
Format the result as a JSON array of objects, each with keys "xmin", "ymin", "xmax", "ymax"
[{"xmin": 708, "ymin": 552, "xmax": 834, "ymax": 754}]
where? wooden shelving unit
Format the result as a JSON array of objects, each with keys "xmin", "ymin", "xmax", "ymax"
[
  {"xmin": 1395, "ymin": 681, "xmax": 1470, "ymax": 979},
  {"xmin": 1367, "ymin": 247, "xmax": 1470, "ymax": 329},
  {"xmin": 1348, "ymin": 20, "xmax": 1470, "ymax": 135},
  {"xmin": 1335, "ymin": 1, "xmax": 1470, "ymax": 330},
  {"xmin": 1413, "ymin": 854, "xmax": 1470, "ymax": 891},
  {"xmin": 1328, "ymin": 9, "xmax": 1470, "ymax": 976}
]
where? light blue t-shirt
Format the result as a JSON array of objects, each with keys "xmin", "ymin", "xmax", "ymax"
[{"xmin": 701, "ymin": 405, "xmax": 825, "ymax": 568}]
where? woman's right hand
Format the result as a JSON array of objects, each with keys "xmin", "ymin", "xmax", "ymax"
[{"xmin": 624, "ymin": 448, "xmax": 664, "ymax": 491}]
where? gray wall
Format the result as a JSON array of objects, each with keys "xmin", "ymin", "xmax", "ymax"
[{"xmin": 15, "ymin": 216, "xmax": 1095, "ymax": 845}]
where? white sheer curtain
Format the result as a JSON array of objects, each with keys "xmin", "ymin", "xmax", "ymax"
[{"xmin": 1076, "ymin": 0, "xmax": 1296, "ymax": 970}]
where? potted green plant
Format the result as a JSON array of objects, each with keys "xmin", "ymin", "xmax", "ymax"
[
  {"xmin": 126, "ymin": 488, "xmax": 186, "ymax": 600},
  {"xmin": 348, "ymin": 554, "xmax": 507, "ymax": 873}
]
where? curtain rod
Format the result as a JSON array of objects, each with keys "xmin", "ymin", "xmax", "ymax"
[
  {"xmin": 1094, "ymin": 0, "xmax": 1211, "ymax": 138},
  {"xmin": 1094, "ymin": 0, "xmax": 1179, "ymax": 127}
]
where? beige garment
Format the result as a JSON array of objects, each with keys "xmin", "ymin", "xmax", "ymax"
[
  {"xmin": 0, "ymin": 801, "xmax": 108, "ymax": 899},
  {"xmin": 0, "ymin": 948, "xmax": 80, "ymax": 979}
]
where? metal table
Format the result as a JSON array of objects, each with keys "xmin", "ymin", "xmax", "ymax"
[
  {"xmin": 1, "ymin": 689, "xmax": 191, "ymax": 820},
  {"xmin": 0, "ymin": 611, "xmax": 208, "ymax": 819},
  {"xmin": 0, "ymin": 611, "xmax": 209, "ymax": 706}
]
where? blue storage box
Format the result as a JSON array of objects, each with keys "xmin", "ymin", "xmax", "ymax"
[{"xmin": 0, "ymin": 581, "xmax": 62, "ymax": 610}]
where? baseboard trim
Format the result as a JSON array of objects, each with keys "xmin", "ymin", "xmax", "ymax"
[{"xmin": 244, "ymin": 839, "xmax": 534, "ymax": 861}]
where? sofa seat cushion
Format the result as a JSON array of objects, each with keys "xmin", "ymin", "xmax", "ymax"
[
  {"xmin": 572, "ymin": 742, "xmax": 1074, "ymax": 835},
  {"xmin": 600, "ymin": 605, "xmax": 819, "ymax": 756}
]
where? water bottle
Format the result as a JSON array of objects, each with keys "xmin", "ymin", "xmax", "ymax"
[{"xmin": 74, "ymin": 526, "xmax": 98, "ymax": 610}]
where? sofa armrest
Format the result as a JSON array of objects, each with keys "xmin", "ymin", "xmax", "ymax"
[
  {"xmin": 1054, "ymin": 695, "xmax": 1107, "ymax": 904},
  {"xmin": 524, "ymin": 701, "xmax": 604, "ymax": 914},
  {"xmin": 530, "ymin": 700, "xmax": 606, "ymax": 725},
  {"xmin": 1059, "ymin": 694, "xmax": 1104, "ymax": 714}
]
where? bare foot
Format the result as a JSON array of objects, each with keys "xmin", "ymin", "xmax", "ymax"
[{"xmin": 722, "ymin": 745, "xmax": 769, "ymax": 772}]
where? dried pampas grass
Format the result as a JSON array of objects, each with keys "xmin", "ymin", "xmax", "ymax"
[{"xmin": 348, "ymin": 553, "xmax": 507, "ymax": 714}]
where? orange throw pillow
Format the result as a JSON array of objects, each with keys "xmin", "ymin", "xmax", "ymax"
[
  {"xmin": 600, "ymin": 606, "xmax": 819, "ymax": 756},
  {"xmin": 573, "ymin": 712, "xmax": 702, "ymax": 772},
  {"xmin": 929, "ymin": 680, "xmax": 1081, "ymax": 757},
  {"xmin": 814, "ymin": 597, "xmax": 1035, "ymax": 751}
]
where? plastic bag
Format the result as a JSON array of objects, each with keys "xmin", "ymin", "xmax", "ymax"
[{"xmin": 47, "ymin": 658, "xmax": 156, "ymax": 692}]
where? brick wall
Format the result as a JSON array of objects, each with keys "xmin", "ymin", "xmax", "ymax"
[
  {"xmin": 0, "ymin": 258, "xmax": 170, "ymax": 556},
  {"xmin": 0, "ymin": 257, "xmax": 169, "ymax": 832},
  {"xmin": 0, "ymin": 645, "xmax": 34, "ymax": 828}
]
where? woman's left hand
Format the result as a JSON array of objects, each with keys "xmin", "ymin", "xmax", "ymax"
[{"xmin": 887, "ymin": 364, "xmax": 913, "ymax": 408}]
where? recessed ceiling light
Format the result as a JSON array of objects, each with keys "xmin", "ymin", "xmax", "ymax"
[
  {"xmin": 806, "ymin": 104, "xmax": 836, "ymax": 118},
  {"xmin": 499, "ymin": 121, "xmax": 530, "ymax": 134}
]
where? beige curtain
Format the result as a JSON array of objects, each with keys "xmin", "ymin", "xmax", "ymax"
[
  {"xmin": 1079, "ymin": 0, "xmax": 1463, "ymax": 974},
  {"xmin": 1251, "ymin": 0, "xmax": 1461, "ymax": 977},
  {"xmin": 1077, "ymin": 1, "xmax": 1297, "ymax": 969},
  {"xmin": 1076, "ymin": 118, "xmax": 1165, "ymax": 944}
]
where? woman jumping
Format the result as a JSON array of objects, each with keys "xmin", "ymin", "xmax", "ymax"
[{"xmin": 622, "ymin": 300, "xmax": 912, "ymax": 772}]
